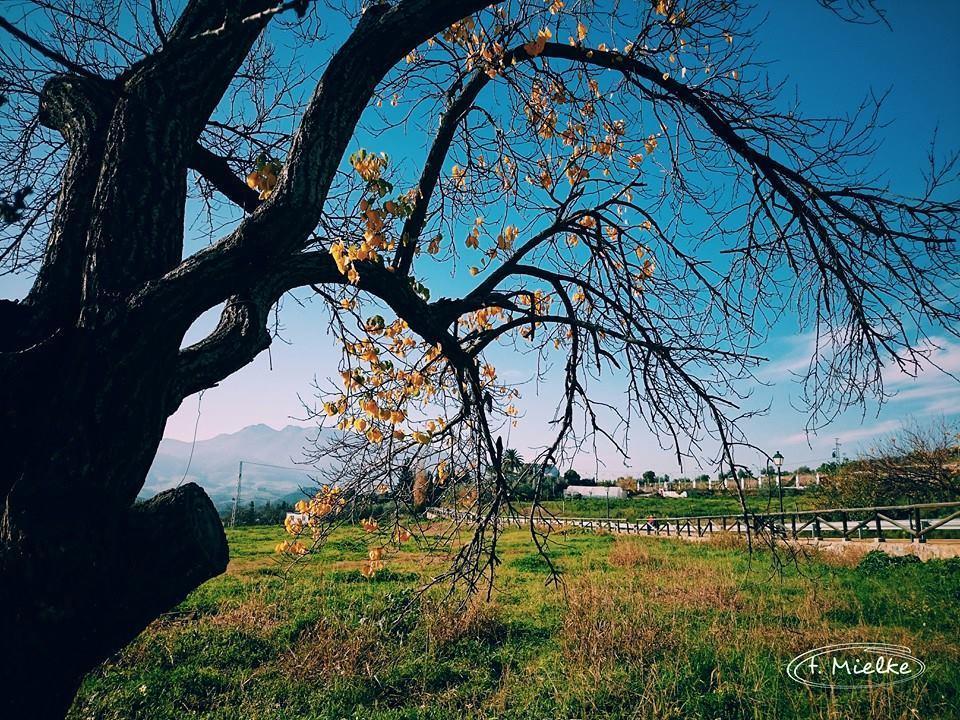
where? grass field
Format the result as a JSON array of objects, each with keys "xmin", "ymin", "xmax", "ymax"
[
  {"xmin": 524, "ymin": 490, "xmax": 824, "ymax": 522},
  {"xmin": 69, "ymin": 521, "xmax": 960, "ymax": 720}
]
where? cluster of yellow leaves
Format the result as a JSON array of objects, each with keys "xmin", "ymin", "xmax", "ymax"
[
  {"xmin": 360, "ymin": 546, "xmax": 385, "ymax": 578},
  {"xmin": 465, "ymin": 217, "xmax": 482, "ymax": 249},
  {"xmin": 350, "ymin": 149, "xmax": 387, "ymax": 183},
  {"xmin": 476, "ymin": 41, "xmax": 507, "ymax": 78},
  {"xmin": 361, "ymin": 516, "xmax": 379, "ymax": 533},
  {"xmin": 330, "ymin": 152, "xmax": 417, "ymax": 284},
  {"xmin": 329, "ymin": 241, "xmax": 361, "ymax": 285},
  {"xmin": 523, "ymin": 27, "xmax": 553, "ymax": 58},
  {"xmin": 526, "ymin": 83, "xmax": 558, "ymax": 140},
  {"xmin": 322, "ymin": 327, "xmax": 454, "ymax": 447},
  {"xmin": 274, "ymin": 540, "xmax": 308, "ymax": 556},
  {"xmin": 566, "ymin": 160, "xmax": 589, "ymax": 186},
  {"xmin": 442, "ymin": 16, "xmax": 475, "ymax": 45},
  {"xmin": 275, "ymin": 487, "xmax": 347, "ymax": 555},
  {"xmin": 245, "ymin": 157, "xmax": 282, "ymax": 200},
  {"xmin": 280, "ymin": 485, "xmax": 346, "ymax": 541},
  {"xmin": 459, "ymin": 305, "xmax": 507, "ymax": 332},
  {"xmin": 654, "ymin": 0, "xmax": 688, "ymax": 26},
  {"xmin": 496, "ymin": 224, "xmax": 519, "ymax": 252},
  {"xmin": 518, "ymin": 289, "xmax": 553, "ymax": 316},
  {"xmin": 591, "ymin": 120, "xmax": 626, "ymax": 158}
]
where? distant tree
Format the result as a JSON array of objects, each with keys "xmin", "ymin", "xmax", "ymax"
[
  {"xmin": 396, "ymin": 466, "xmax": 415, "ymax": 501},
  {"xmin": 412, "ymin": 468, "xmax": 433, "ymax": 510},
  {"xmin": 615, "ymin": 477, "xmax": 637, "ymax": 494},
  {"xmin": 642, "ymin": 470, "xmax": 657, "ymax": 484},
  {"xmin": 502, "ymin": 449, "xmax": 524, "ymax": 477},
  {"xmin": 822, "ymin": 422, "xmax": 960, "ymax": 506},
  {"xmin": 563, "ymin": 469, "xmax": 581, "ymax": 485},
  {"xmin": 817, "ymin": 461, "xmax": 841, "ymax": 475},
  {"xmin": 796, "ymin": 465, "xmax": 813, "ymax": 475}
]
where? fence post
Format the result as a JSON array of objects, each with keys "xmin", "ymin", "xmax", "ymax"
[
  {"xmin": 813, "ymin": 516, "xmax": 822, "ymax": 540},
  {"xmin": 874, "ymin": 514, "xmax": 885, "ymax": 542},
  {"xmin": 791, "ymin": 514, "xmax": 797, "ymax": 539},
  {"xmin": 915, "ymin": 507, "xmax": 925, "ymax": 544},
  {"xmin": 841, "ymin": 511, "xmax": 849, "ymax": 541}
]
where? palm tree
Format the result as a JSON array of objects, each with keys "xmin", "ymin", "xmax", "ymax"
[{"xmin": 502, "ymin": 448, "xmax": 524, "ymax": 477}]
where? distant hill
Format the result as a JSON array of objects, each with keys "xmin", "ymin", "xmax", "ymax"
[{"xmin": 144, "ymin": 424, "xmax": 323, "ymax": 509}]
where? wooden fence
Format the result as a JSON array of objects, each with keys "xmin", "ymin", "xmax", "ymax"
[{"xmin": 425, "ymin": 501, "xmax": 960, "ymax": 543}]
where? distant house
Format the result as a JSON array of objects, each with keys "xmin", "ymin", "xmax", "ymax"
[
  {"xmin": 657, "ymin": 489, "xmax": 687, "ymax": 499},
  {"xmin": 564, "ymin": 484, "xmax": 625, "ymax": 499}
]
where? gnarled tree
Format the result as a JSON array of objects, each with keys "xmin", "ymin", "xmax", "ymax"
[{"xmin": 1, "ymin": 0, "xmax": 957, "ymax": 715}]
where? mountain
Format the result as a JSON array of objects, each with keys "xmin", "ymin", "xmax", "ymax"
[{"xmin": 144, "ymin": 424, "xmax": 323, "ymax": 509}]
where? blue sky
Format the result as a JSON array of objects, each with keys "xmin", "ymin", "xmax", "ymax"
[{"xmin": 3, "ymin": 1, "xmax": 958, "ymax": 478}]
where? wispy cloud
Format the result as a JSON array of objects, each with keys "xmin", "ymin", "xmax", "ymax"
[
  {"xmin": 757, "ymin": 331, "xmax": 818, "ymax": 380},
  {"xmin": 779, "ymin": 419, "xmax": 905, "ymax": 452},
  {"xmin": 883, "ymin": 336, "xmax": 960, "ymax": 415}
]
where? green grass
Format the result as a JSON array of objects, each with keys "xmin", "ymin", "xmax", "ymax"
[
  {"xmin": 70, "ymin": 523, "xmax": 960, "ymax": 720},
  {"xmin": 527, "ymin": 489, "xmax": 823, "ymax": 521}
]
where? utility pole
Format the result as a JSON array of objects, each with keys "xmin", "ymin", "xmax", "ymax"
[
  {"xmin": 230, "ymin": 460, "xmax": 243, "ymax": 528},
  {"xmin": 773, "ymin": 451, "xmax": 784, "ymax": 514}
]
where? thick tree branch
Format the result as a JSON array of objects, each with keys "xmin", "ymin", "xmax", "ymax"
[
  {"xmin": 139, "ymin": 0, "xmax": 500, "ymax": 327},
  {"xmin": 188, "ymin": 144, "xmax": 262, "ymax": 213},
  {"xmin": 80, "ymin": 1, "xmax": 277, "ymax": 308},
  {"xmin": 1, "ymin": 75, "xmax": 117, "ymax": 351}
]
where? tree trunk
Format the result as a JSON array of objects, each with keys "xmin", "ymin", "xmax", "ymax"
[{"xmin": 0, "ymin": 327, "xmax": 228, "ymax": 719}]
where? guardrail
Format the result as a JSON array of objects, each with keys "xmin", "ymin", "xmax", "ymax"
[{"xmin": 425, "ymin": 501, "xmax": 960, "ymax": 543}]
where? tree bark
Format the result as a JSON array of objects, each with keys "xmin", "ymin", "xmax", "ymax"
[{"xmin": 0, "ymin": 479, "xmax": 227, "ymax": 718}]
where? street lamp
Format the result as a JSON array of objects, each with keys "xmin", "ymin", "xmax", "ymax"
[{"xmin": 772, "ymin": 451, "xmax": 784, "ymax": 514}]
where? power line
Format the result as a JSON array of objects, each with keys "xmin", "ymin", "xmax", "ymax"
[
  {"xmin": 237, "ymin": 460, "xmax": 314, "ymax": 473},
  {"xmin": 176, "ymin": 390, "xmax": 204, "ymax": 488},
  {"xmin": 229, "ymin": 459, "xmax": 314, "ymax": 528}
]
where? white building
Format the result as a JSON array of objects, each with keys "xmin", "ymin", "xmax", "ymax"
[{"xmin": 564, "ymin": 484, "xmax": 625, "ymax": 499}]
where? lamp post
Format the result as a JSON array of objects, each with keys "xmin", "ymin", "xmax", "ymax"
[{"xmin": 773, "ymin": 451, "xmax": 784, "ymax": 514}]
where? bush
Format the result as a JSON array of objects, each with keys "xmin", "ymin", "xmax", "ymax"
[{"xmin": 856, "ymin": 549, "xmax": 921, "ymax": 574}]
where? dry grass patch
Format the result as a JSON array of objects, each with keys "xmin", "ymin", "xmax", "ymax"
[
  {"xmin": 421, "ymin": 595, "xmax": 504, "ymax": 649},
  {"xmin": 608, "ymin": 537, "xmax": 654, "ymax": 567},
  {"xmin": 798, "ymin": 541, "xmax": 872, "ymax": 567},
  {"xmin": 637, "ymin": 560, "xmax": 744, "ymax": 611},
  {"xmin": 206, "ymin": 592, "xmax": 283, "ymax": 634},
  {"xmin": 285, "ymin": 617, "xmax": 386, "ymax": 682},
  {"xmin": 560, "ymin": 574, "xmax": 681, "ymax": 680},
  {"xmin": 705, "ymin": 530, "xmax": 752, "ymax": 551}
]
